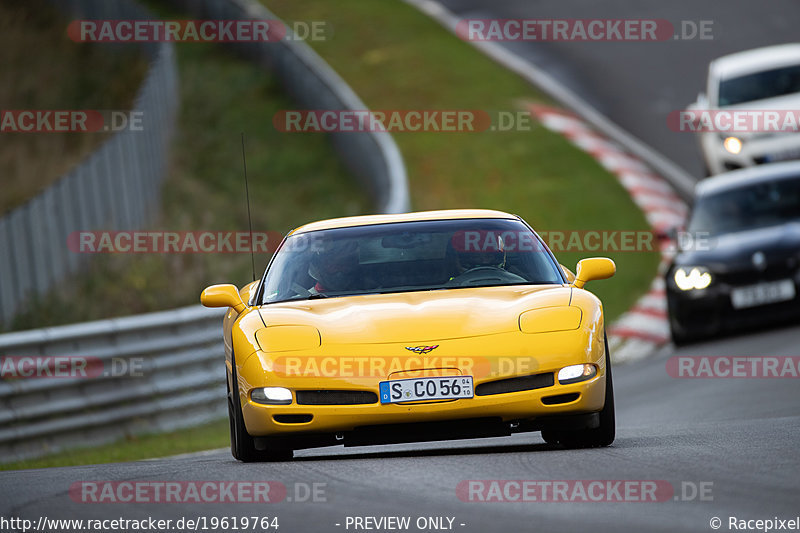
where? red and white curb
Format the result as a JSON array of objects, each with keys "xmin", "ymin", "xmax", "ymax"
[{"xmin": 527, "ymin": 103, "xmax": 688, "ymax": 364}]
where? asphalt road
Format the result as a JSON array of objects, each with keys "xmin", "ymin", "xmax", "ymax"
[
  {"xmin": 2, "ymin": 322, "xmax": 799, "ymax": 532},
  {"xmin": 436, "ymin": 0, "xmax": 800, "ymax": 179}
]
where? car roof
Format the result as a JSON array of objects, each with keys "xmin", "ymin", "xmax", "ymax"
[
  {"xmin": 290, "ymin": 209, "xmax": 518, "ymax": 234},
  {"xmin": 696, "ymin": 161, "xmax": 800, "ymax": 197},
  {"xmin": 710, "ymin": 43, "xmax": 800, "ymax": 81}
]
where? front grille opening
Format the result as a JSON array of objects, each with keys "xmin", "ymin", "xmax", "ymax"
[
  {"xmin": 475, "ymin": 372, "xmax": 554, "ymax": 396},
  {"xmin": 273, "ymin": 414, "xmax": 313, "ymax": 424},
  {"xmin": 541, "ymin": 393, "xmax": 580, "ymax": 405},
  {"xmin": 295, "ymin": 390, "xmax": 378, "ymax": 405}
]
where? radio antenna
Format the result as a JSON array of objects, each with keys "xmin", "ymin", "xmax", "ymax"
[{"xmin": 240, "ymin": 133, "xmax": 256, "ymax": 281}]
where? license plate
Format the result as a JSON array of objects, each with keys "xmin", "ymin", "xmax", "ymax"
[
  {"xmin": 731, "ymin": 279, "xmax": 796, "ymax": 309},
  {"xmin": 379, "ymin": 376, "xmax": 474, "ymax": 404}
]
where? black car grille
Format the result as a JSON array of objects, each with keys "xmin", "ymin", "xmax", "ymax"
[
  {"xmin": 295, "ymin": 390, "xmax": 378, "ymax": 405},
  {"xmin": 475, "ymin": 372, "xmax": 554, "ymax": 396}
]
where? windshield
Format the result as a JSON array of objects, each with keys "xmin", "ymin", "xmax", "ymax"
[
  {"xmin": 688, "ymin": 175, "xmax": 800, "ymax": 236},
  {"xmin": 717, "ymin": 64, "xmax": 800, "ymax": 106},
  {"xmin": 259, "ymin": 218, "xmax": 564, "ymax": 304}
]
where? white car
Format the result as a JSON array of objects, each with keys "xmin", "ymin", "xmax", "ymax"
[{"xmin": 690, "ymin": 43, "xmax": 800, "ymax": 176}]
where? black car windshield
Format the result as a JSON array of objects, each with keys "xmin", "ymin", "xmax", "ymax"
[
  {"xmin": 718, "ymin": 64, "xmax": 800, "ymax": 106},
  {"xmin": 688, "ymin": 175, "xmax": 800, "ymax": 236},
  {"xmin": 260, "ymin": 218, "xmax": 564, "ymax": 304}
]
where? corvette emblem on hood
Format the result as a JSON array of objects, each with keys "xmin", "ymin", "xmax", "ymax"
[{"xmin": 405, "ymin": 345, "xmax": 439, "ymax": 354}]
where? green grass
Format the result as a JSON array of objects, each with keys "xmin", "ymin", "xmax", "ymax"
[
  {"xmin": 9, "ymin": 4, "xmax": 369, "ymax": 330},
  {"xmin": 264, "ymin": 0, "xmax": 660, "ymax": 320},
  {"xmin": 0, "ymin": 419, "xmax": 229, "ymax": 471},
  {"xmin": 0, "ymin": 0, "xmax": 147, "ymax": 216}
]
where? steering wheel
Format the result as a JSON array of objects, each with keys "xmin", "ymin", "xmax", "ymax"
[{"xmin": 446, "ymin": 266, "xmax": 526, "ymax": 287}]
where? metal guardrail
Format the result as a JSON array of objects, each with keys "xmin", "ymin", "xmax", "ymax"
[
  {"xmin": 0, "ymin": 306, "xmax": 226, "ymax": 463},
  {"xmin": 0, "ymin": 0, "xmax": 412, "ymax": 463},
  {"xmin": 0, "ymin": 0, "xmax": 180, "ymax": 326}
]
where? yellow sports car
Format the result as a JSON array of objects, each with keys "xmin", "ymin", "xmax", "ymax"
[{"xmin": 201, "ymin": 209, "xmax": 616, "ymax": 461}]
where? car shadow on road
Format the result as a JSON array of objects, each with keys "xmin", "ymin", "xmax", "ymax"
[{"xmin": 291, "ymin": 441, "xmax": 587, "ymax": 462}]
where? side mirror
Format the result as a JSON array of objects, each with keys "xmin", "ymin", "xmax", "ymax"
[
  {"xmin": 572, "ymin": 258, "xmax": 616, "ymax": 289},
  {"xmin": 201, "ymin": 284, "xmax": 246, "ymax": 312}
]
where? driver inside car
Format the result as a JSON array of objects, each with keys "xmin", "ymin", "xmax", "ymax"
[
  {"xmin": 448, "ymin": 233, "xmax": 507, "ymax": 281},
  {"xmin": 308, "ymin": 240, "xmax": 362, "ymax": 294}
]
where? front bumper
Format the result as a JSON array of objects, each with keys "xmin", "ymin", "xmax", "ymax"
[
  {"xmin": 702, "ymin": 132, "xmax": 800, "ymax": 174},
  {"xmin": 236, "ymin": 329, "xmax": 608, "ymax": 445},
  {"xmin": 667, "ymin": 275, "xmax": 800, "ymax": 339},
  {"xmin": 243, "ymin": 376, "xmax": 605, "ymax": 436}
]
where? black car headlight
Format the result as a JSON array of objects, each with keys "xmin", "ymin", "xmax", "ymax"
[{"xmin": 673, "ymin": 266, "xmax": 713, "ymax": 291}]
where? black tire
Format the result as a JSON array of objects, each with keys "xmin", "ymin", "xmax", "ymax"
[
  {"xmin": 544, "ymin": 334, "xmax": 615, "ymax": 448},
  {"xmin": 228, "ymin": 353, "xmax": 293, "ymax": 462}
]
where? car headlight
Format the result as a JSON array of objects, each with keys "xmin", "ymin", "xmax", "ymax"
[
  {"xmin": 251, "ymin": 387, "xmax": 293, "ymax": 405},
  {"xmin": 557, "ymin": 364, "xmax": 597, "ymax": 385},
  {"xmin": 673, "ymin": 266, "xmax": 713, "ymax": 291},
  {"xmin": 723, "ymin": 136, "xmax": 742, "ymax": 155}
]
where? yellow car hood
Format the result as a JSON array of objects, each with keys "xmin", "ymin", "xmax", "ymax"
[{"xmin": 257, "ymin": 285, "xmax": 571, "ymax": 344}]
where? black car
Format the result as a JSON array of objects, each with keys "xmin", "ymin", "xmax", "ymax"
[{"xmin": 666, "ymin": 161, "xmax": 800, "ymax": 344}]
